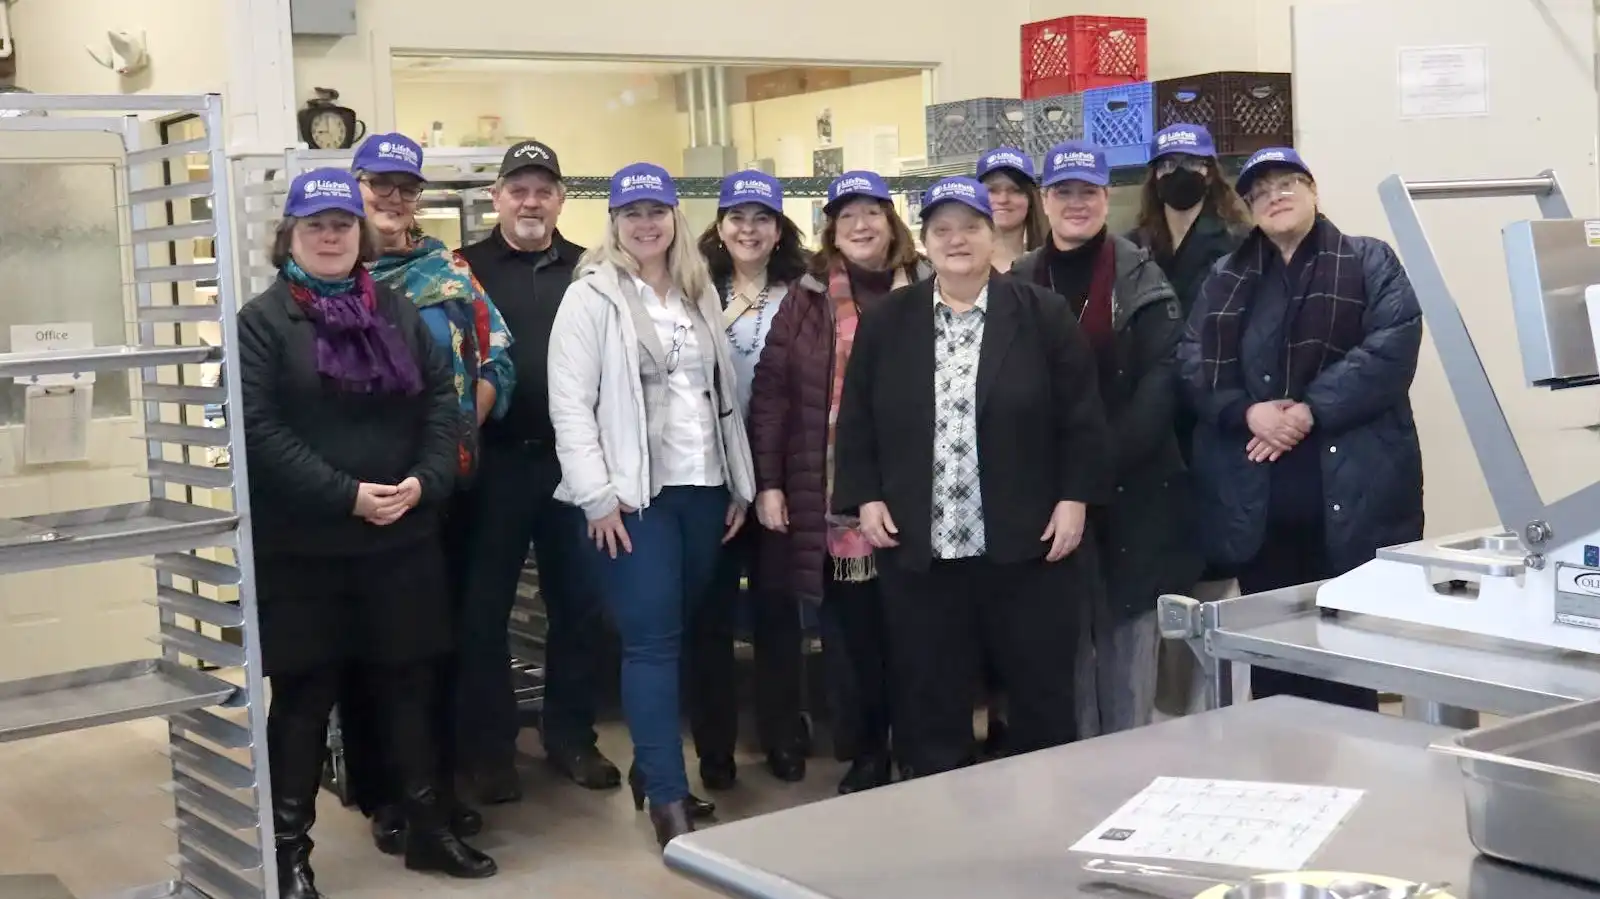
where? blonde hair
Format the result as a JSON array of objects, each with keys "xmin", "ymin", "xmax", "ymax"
[{"xmin": 580, "ymin": 205, "xmax": 711, "ymax": 300}]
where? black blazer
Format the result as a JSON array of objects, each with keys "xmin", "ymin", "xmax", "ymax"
[
  {"xmin": 239, "ymin": 277, "xmax": 460, "ymax": 557},
  {"xmin": 832, "ymin": 273, "xmax": 1113, "ymax": 571}
]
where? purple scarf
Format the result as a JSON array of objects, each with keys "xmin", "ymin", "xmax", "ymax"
[{"xmin": 283, "ymin": 260, "xmax": 423, "ymax": 396}]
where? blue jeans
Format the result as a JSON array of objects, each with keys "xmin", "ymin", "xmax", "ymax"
[{"xmin": 588, "ymin": 485, "xmax": 728, "ymax": 806}]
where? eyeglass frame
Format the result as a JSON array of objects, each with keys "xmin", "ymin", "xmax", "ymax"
[
  {"xmin": 360, "ymin": 175, "xmax": 425, "ymax": 202},
  {"xmin": 1245, "ymin": 172, "xmax": 1313, "ymax": 208},
  {"xmin": 1153, "ymin": 154, "xmax": 1210, "ymax": 177}
]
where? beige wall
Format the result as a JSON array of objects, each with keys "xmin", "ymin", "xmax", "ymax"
[{"xmin": 10, "ymin": 0, "xmax": 227, "ymax": 94}]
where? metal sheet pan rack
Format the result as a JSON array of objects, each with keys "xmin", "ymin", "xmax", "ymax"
[{"xmin": 0, "ymin": 94, "xmax": 274, "ymax": 899}]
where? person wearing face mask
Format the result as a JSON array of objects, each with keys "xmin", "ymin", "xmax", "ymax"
[
  {"xmin": 547, "ymin": 163, "xmax": 756, "ymax": 850},
  {"xmin": 339, "ymin": 132, "xmax": 512, "ymax": 854},
  {"xmin": 1012, "ymin": 141, "xmax": 1200, "ymax": 737},
  {"xmin": 975, "ymin": 147, "xmax": 1047, "ymax": 273},
  {"xmin": 1129, "ymin": 125, "xmax": 1252, "ymax": 718},
  {"xmin": 685, "ymin": 170, "xmax": 813, "ymax": 789},
  {"xmin": 1177, "ymin": 148, "xmax": 1424, "ymax": 711},
  {"xmin": 834, "ymin": 176, "xmax": 1110, "ymax": 777},
  {"xmin": 457, "ymin": 142, "xmax": 622, "ymax": 803},
  {"xmin": 239, "ymin": 169, "xmax": 497, "ymax": 897},
  {"xmin": 746, "ymin": 171, "xmax": 926, "ymax": 793}
]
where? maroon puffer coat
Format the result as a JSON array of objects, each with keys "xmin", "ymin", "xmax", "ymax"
[{"xmin": 749, "ymin": 274, "xmax": 836, "ymax": 605}]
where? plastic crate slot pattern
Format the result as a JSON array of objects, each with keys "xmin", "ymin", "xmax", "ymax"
[
  {"xmin": 1084, "ymin": 82, "xmax": 1155, "ymax": 168},
  {"xmin": 1023, "ymin": 94, "xmax": 1084, "ymax": 159},
  {"xmin": 926, "ymin": 98, "xmax": 1027, "ymax": 164},
  {"xmin": 1154, "ymin": 72, "xmax": 1293, "ymax": 156},
  {"xmin": 1021, "ymin": 15, "xmax": 1148, "ymax": 99}
]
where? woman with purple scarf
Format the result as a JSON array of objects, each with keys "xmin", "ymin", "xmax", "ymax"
[{"xmin": 238, "ymin": 168, "xmax": 497, "ymax": 899}]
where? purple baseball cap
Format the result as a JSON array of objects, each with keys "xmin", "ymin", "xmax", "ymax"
[
  {"xmin": 284, "ymin": 168, "xmax": 366, "ymax": 219},
  {"xmin": 976, "ymin": 147, "xmax": 1037, "ymax": 182},
  {"xmin": 1041, "ymin": 141, "xmax": 1110, "ymax": 188},
  {"xmin": 352, "ymin": 133, "xmax": 424, "ymax": 179},
  {"xmin": 824, "ymin": 170, "xmax": 891, "ymax": 214},
  {"xmin": 1236, "ymin": 147, "xmax": 1313, "ymax": 197},
  {"xmin": 1151, "ymin": 124, "xmax": 1217, "ymax": 161},
  {"xmin": 609, "ymin": 162, "xmax": 679, "ymax": 210},
  {"xmin": 719, "ymin": 170, "xmax": 784, "ymax": 213},
  {"xmin": 920, "ymin": 176, "xmax": 993, "ymax": 220}
]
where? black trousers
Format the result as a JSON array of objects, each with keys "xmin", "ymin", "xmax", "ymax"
[
  {"xmin": 1236, "ymin": 521, "xmax": 1380, "ymax": 711},
  {"xmin": 687, "ymin": 522, "xmax": 807, "ymax": 758},
  {"xmin": 879, "ymin": 555, "xmax": 1079, "ymax": 777},
  {"xmin": 816, "ymin": 571, "xmax": 892, "ymax": 762},
  {"xmin": 454, "ymin": 441, "xmax": 603, "ymax": 766},
  {"xmin": 270, "ymin": 659, "xmax": 446, "ymax": 830}
]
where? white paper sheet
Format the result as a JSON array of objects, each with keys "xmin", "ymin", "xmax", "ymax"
[
  {"xmin": 1070, "ymin": 777, "xmax": 1365, "ymax": 871},
  {"xmin": 23, "ymin": 385, "xmax": 91, "ymax": 465},
  {"xmin": 1398, "ymin": 45, "xmax": 1490, "ymax": 119}
]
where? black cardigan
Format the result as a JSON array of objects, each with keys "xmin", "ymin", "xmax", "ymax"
[
  {"xmin": 238, "ymin": 277, "xmax": 459, "ymax": 556},
  {"xmin": 831, "ymin": 273, "xmax": 1112, "ymax": 571}
]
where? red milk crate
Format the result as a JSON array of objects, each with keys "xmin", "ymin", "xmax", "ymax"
[{"xmin": 1021, "ymin": 15, "xmax": 1148, "ymax": 100}]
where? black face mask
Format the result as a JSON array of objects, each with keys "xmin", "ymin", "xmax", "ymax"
[{"xmin": 1156, "ymin": 168, "xmax": 1207, "ymax": 211}]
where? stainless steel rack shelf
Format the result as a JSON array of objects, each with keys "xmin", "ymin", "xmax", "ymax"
[
  {"xmin": 0, "ymin": 659, "xmax": 236, "ymax": 744},
  {"xmin": 0, "ymin": 93, "xmax": 274, "ymax": 899}
]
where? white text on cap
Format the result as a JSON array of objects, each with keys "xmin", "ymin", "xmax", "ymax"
[
  {"xmin": 304, "ymin": 179, "xmax": 354, "ymax": 199},
  {"xmin": 376, "ymin": 141, "xmax": 420, "ymax": 166},
  {"xmin": 1053, "ymin": 150, "xmax": 1098, "ymax": 169}
]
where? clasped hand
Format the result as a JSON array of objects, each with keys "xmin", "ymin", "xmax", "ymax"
[
  {"xmin": 1245, "ymin": 400, "xmax": 1314, "ymax": 463},
  {"xmin": 352, "ymin": 477, "xmax": 421, "ymax": 526}
]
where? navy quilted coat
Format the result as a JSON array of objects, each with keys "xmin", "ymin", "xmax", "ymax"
[{"xmin": 1175, "ymin": 233, "xmax": 1426, "ymax": 575}]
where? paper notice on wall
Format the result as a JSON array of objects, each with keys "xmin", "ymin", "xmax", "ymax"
[
  {"xmin": 1398, "ymin": 45, "xmax": 1490, "ymax": 119},
  {"xmin": 23, "ymin": 385, "xmax": 91, "ymax": 465}
]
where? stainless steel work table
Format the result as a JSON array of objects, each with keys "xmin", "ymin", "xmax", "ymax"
[
  {"xmin": 665, "ymin": 696, "xmax": 1600, "ymax": 899},
  {"xmin": 1162, "ymin": 583, "xmax": 1600, "ymax": 721}
]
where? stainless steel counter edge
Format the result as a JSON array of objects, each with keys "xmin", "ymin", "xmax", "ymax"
[
  {"xmin": 665, "ymin": 842, "xmax": 834, "ymax": 899},
  {"xmin": 1169, "ymin": 582, "xmax": 1600, "ymax": 717}
]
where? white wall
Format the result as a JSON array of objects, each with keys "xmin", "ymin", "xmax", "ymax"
[{"xmin": 1292, "ymin": 0, "xmax": 1600, "ymax": 535}]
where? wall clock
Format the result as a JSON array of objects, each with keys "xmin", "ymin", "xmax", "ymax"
[{"xmin": 297, "ymin": 87, "xmax": 367, "ymax": 150}]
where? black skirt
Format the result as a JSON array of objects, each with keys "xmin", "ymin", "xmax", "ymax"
[{"xmin": 254, "ymin": 537, "xmax": 454, "ymax": 677}]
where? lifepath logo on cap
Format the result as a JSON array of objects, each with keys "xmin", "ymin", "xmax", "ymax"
[
  {"xmin": 833, "ymin": 175, "xmax": 875, "ymax": 196},
  {"xmin": 1249, "ymin": 149, "xmax": 1289, "ymax": 166},
  {"xmin": 733, "ymin": 178, "xmax": 774, "ymax": 197},
  {"xmin": 514, "ymin": 144, "xmax": 551, "ymax": 160},
  {"xmin": 1052, "ymin": 150, "xmax": 1099, "ymax": 170},
  {"xmin": 986, "ymin": 151, "xmax": 1030, "ymax": 171},
  {"xmin": 930, "ymin": 180, "xmax": 977, "ymax": 202},
  {"xmin": 303, "ymin": 178, "xmax": 354, "ymax": 200},
  {"xmin": 620, "ymin": 172, "xmax": 665, "ymax": 192},
  {"xmin": 376, "ymin": 140, "xmax": 420, "ymax": 167},
  {"xmin": 1158, "ymin": 129, "xmax": 1200, "ymax": 149}
]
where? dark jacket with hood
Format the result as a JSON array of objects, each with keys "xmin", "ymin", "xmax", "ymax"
[{"xmin": 1014, "ymin": 234, "xmax": 1204, "ymax": 618}]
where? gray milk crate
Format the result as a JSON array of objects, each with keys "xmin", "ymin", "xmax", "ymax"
[
  {"xmin": 926, "ymin": 98, "xmax": 1026, "ymax": 164},
  {"xmin": 1024, "ymin": 93, "xmax": 1085, "ymax": 159}
]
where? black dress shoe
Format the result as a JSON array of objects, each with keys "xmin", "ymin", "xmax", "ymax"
[
  {"xmin": 546, "ymin": 745, "xmax": 622, "ymax": 790},
  {"xmin": 648, "ymin": 799, "xmax": 695, "ymax": 849},
  {"xmin": 765, "ymin": 748, "xmax": 806, "ymax": 783},
  {"xmin": 402, "ymin": 788, "xmax": 498, "ymax": 879},
  {"xmin": 372, "ymin": 801, "xmax": 483, "ymax": 856},
  {"xmin": 983, "ymin": 717, "xmax": 1009, "ymax": 759},
  {"xmin": 629, "ymin": 763, "xmax": 716, "ymax": 820},
  {"xmin": 466, "ymin": 761, "xmax": 522, "ymax": 805},
  {"xmin": 699, "ymin": 754, "xmax": 738, "ymax": 791},
  {"xmin": 837, "ymin": 753, "xmax": 892, "ymax": 795}
]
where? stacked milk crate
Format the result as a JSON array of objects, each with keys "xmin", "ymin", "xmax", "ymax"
[{"xmin": 926, "ymin": 16, "xmax": 1296, "ymax": 174}]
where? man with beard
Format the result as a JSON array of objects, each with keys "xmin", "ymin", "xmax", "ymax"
[{"xmin": 455, "ymin": 141, "xmax": 621, "ymax": 801}]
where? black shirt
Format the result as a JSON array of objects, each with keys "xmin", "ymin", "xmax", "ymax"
[
  {"xmin": 458, "ymin": 228, "xmax": 585, "ymax": 447},
  {"xmin": 1042, "ymin": 227, "xmax": 1107, "ymax": 315}
]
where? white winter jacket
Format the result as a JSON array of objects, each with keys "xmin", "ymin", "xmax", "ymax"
[{"xmin": 547, "ymin": 261, "xmax": 757, "ymax": 521}]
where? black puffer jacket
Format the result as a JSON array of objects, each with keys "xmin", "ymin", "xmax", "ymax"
[
  {"xmin": 1176, "ymin": 232, "xmax": 1425, "ymax": 575},
  {"xmin": 1014, "ymin": 236, "xmax": 1203, "ymax": 618}
]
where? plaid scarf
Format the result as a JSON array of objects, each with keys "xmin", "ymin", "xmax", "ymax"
[{"xmin": 1194, "ymin": 216, "xmax": 1367, "ymax": 399}]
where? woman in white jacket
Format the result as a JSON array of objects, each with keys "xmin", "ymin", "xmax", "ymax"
[{"xmin": 547, "ymin": 162, "xmax": 755, "ymax": 851}]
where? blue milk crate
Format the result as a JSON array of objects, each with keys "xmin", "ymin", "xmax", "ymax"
[
  {"xmin": 925, "ymin": 98, "xmax": 1026, "ymax": 164},
  {"xmin": 1023, "ymin": 93, "xmax": 1084, "ymax": 159},
  {"xmin": 1083, "ymin": 81, "xmax": 1154, "ymax": 168}
]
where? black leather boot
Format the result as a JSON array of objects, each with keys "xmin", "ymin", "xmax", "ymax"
[
  {"xmin": 402, "ymin": 786, "xmax": 498, "ymax": 879},
  {"xmin": 629, "ymin": 762, "xmax": 715, "ymax": 820},
  {"xmin": 648, "ymin": 799, "xmax": 695, "ymax": 849},
  {"xmin": 274, "ymin": 796, "xmax": 325, "ymax": 899}
]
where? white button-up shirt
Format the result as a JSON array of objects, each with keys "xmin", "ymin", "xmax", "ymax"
[{"xmin": 637, "ymin": 277, "xmax": 722, "ymax": 488}]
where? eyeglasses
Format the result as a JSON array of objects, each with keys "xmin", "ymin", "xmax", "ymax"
[
  {"xmin": 1246, "ymin": 174, "xmax": 1311, "ymax": 207},
  {"xmin": 1154, "ymin": 156, "xmax": 1208, "ymax": 176},
  {"xmin": 665, "ymin": 323, "xmax": 688, "ymax": 375},
  {"xmin": 362, "ymin": 177, "xmax": 423, "ymax": 202}
]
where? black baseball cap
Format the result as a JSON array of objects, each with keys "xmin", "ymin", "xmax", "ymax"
[{"xmin": 499, "ymin": 140, "xmax": 561, "ymax": 180}]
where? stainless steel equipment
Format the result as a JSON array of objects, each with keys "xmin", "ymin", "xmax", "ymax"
[
  {"xmin": 1432, "ymin": 696, "xmax": 1600, "ymax": 884},
  {"xmin": 1082, "ymin": 858, "xmax": 1386, "ymax": 899},
  {"xmin": 0, "ymin": 93, "xmax": 274, "ymax": 899}
]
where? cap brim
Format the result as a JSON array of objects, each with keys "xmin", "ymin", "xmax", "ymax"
[
  {"xmin": 980, "ymin": 163, "xmax": 1037, "ymax": 183},
  {"xmin": 721, "ymin": 196, "xmax": 784, "ymax": 213},
  {"xmin": 500, "ymin": 161, "xmax": 561, "ymax": 180},
  {"xmin": 823, "ymin": 190, "xmax": 890, "ymax": 216},
  {"xmin": 290, "ymin": 199, "xmax": 365, "ymax": 219},
  {"xmin": 359, "ymin": 160, "xmax": 425, "ymax": 179},
  {"xmin": 1151, "ymin": 146, "xmax": 1215, "ymax": 162},
  {"xmin": 919, "ymin": 196, "xmax": 992, "ymax": 221},
  {"xmin": 1042, "ymin": 171, "xmax": 1109, "ymax": 188},
  {"xmin": 1235, "ymin": 161, "xmax": 1311, "ymax": 197}
]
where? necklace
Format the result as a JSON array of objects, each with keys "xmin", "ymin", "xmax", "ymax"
[{"xmin": 725, "ymin": 280, "xmax": 772, "ymax": 357}]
